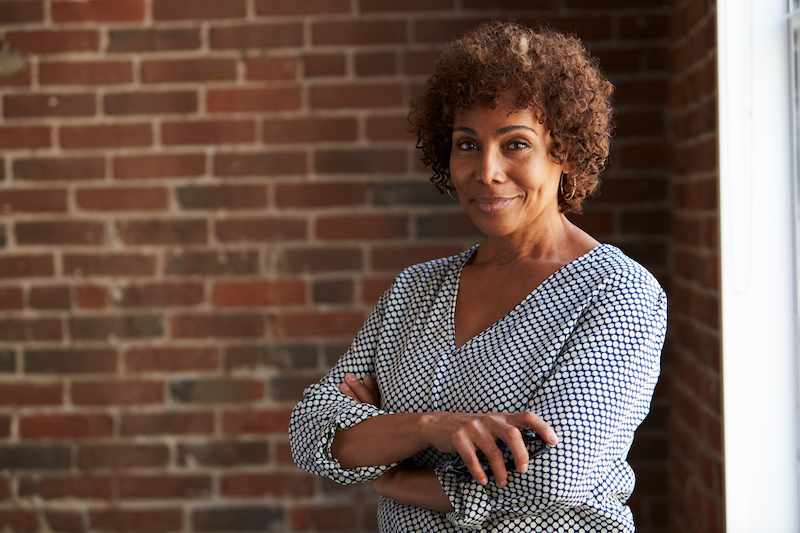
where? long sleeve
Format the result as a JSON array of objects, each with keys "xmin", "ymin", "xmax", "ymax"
[
  {"xmin": 289, "ymin": 290, "xmax": 398, "ymax": 485},
  {"xmin": 435, "ymin": 266, "xmax": 667, "ymax": 530}
]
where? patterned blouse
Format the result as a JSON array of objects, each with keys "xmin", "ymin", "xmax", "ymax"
[{"xmin": 290, "ymin": 244, "xmax": 667, "ymax": 532}]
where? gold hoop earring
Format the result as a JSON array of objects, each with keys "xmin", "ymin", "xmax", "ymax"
[
  {"xmin": 445, "ymin": 180, "xmax": 459, "ymax": 202},
  {"xmin": 560, "ymin": 173, "xmax": 576, "ymax": 201}
]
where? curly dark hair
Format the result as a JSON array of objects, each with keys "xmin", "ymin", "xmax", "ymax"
[{"xmin": 409, "ymin": 20, "xmax": 615, "ymax": 214}]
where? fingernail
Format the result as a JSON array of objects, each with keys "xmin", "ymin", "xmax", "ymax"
[
  {"xmin": 519, "ymin": 463, "xmax": 528, "ymax": 474},
  {"xmin": 340, "ymin": 382, "xmax": 351, "ymax": 392},
  {"xmin": 480, "ymin": 477, "xmax": 487, "ymax": 486},
  {"xmin": 497, "ymin": 479, "xmax": 507, "ymax": 488},
  {"xmin": 345, "ymin": 373, "xmax": 356, "ymax": 382}
]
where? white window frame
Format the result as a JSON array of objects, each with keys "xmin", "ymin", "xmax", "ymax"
[{"xmin": 718, "ymin": 0, "xmax": 799, "ymax": 530}]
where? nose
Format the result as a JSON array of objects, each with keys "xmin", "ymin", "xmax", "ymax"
[{"xmin": 476, "ymin": 148, "xmax": 505, "ymax": 184}]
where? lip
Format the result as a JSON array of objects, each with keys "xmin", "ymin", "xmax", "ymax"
[{"xmin": 471, "ymin": 196, "xmax": 516, "ymax": 214}]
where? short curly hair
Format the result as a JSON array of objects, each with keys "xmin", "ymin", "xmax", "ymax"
[{"xmin": 409, "ymin": 21, "xmax": 615, "ymax": 214}]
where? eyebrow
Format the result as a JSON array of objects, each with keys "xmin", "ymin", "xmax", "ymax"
[{"xmin": 453, "ymin": 125, "xmax": 537, "ymax": 135}]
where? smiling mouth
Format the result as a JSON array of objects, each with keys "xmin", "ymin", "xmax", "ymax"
[{"xmin": 471, "ymin": 197, "xmax": 515, "ymax": 214}]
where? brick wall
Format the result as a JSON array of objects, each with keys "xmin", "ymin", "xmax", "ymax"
[
  {"xmin": 0, "ymin": 1, "xmax": 672, "ymax": 532},
  {"xmin": 667, "ymin": 1, "xmax": 723, "ymax": 532}
]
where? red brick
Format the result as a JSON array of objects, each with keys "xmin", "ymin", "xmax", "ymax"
[
  {"xmin": 117, "ymin": 219, "xmax": 207, "ymax": 245},
  {"xmin": 52, "ymin": 0, "xmax": 145, "ymax": 22},
  {"xmin": 355, "ymin": 52, "xmax": 396, "ymax": 76},
  {"xmin": 275, "ymin": 183, "xmax": 366, "ymax": 208},
  {"xmin": 366, "ymin": 115, "xmax": 414, "ymax": 141},
  {"xmin": 0, "ymin": 510, "xmax": 38, "ymax": 533},
  {"xmin": 0, "ymin": 288, "xmax": 23, "ymax": 310},
  {"xmin": 124, "ymin": 347, "xmax": 218, "ymax": 372},
  {"xmin": 4, "ymin": 93, "xmax": 95, "ymax": 118},
  {"xmin": 19, "ymin": 475, "xmax": 113, "ymax": 500},
  {"xmin": 413, "ymin": 18, "xmax": 486, "ymax": 43},
  {"xmin": 222, "ymin": 472, "xmax": 313, "ymax": 497},
  {"xmin": 176, "ymin": 185, "xmax": 267, "ymax": 210},
  {"xmin": 210, "ymin": 24, "xmax": 303, "ymax": 49},
  {"xmin": 171, "ymin": 313, "xmax": 265, "ymax": 339},
  {"xmin": 108, "ymin": 28, "xmax": 201, "ymax": 52},
  {"xmin": 105, "ymin": 91, "xmax": 197, "ymax": 115},
  {"xmin": 44, "ymin": 511, "xmax": 83, "ymax": 533},
  {"xmin": 13, "ymin": 157, "xmax": 104, "ymax": 181},
  {"xmin": 597, "ymin": 177, "xmax": 668, "ymax": 203},
  {"xmin": 221, "ymin": 409, "xmax": 291, "ymax": 435},
  {"xmin": 272, "ymin": 311, "xmax": 364, "ymax": 338},
  {"xmin": 0, "ymin": 189, "xmax": 67, "ymax": 213},
  {"xmin": 316, "ymin": 148, "xmax": 406, "ymax": 174},
  {"xmin": 142, "ymin": 58, "xmax": 236, "ymax": 83},
  {"xmin": 310, "ymin": 83, "xmax": 404, "ymax": 109},
  {"xmin": 40, "ymin": 61, "xmax": 132, "ymax": 86},
  {"xmin": 216, "ymin": 217, "xmax": 306, "ymax": 243},
  {"xmin": 305, "ymin": 53, "xmax": 347, "ymax": 77},
  {"xmin": 20, "ymin": 414, "xmax": 113, "ymax": 439},
  {"xmin": 310, "ymin": 505, "xmax": 357, "ymax": 531},
  {"xmin": 225, "ymin": 344, "xmax": 317, "ymax": 371},
  {"xmin": 77, "ymin": 284, "xmax": 110, "ymax": 309},
  {"xmin": 72, "ymin": 381, "xmax": 164, "ymax": 406},
  {"xmin": 79, "ymin": 444, "xmax": 169, "ymax": 469},
  {"xmin": 64, "ymin": 253, "xmax": 156, "ymax": 277},
  {"xmin": 0, "ymin": 383, "xmax": 62, "ymax": 406},
  {"xmin": 91, "ymin": 509, "xmax": 182, "ymax": 532},
  {"xmin": 403, "ymin": 50, "xmax": 439, "ymax": 75},
  {"xmin": 76, "ymin": 187, "xmax": 169, "ymax": 211},
  {"xmin": 178, "ymin": 441, "xmax": 269, "ymax": 467},
  {"xmin": 0, "ymin": 1, "xmax": 44, "ymax": 24},
  {"xmin": 153, "ymin": 0, "xmax": 246, "ymax": 20},
  {"xmin": 263, "ymin": 117, "xmax": 357, "ymax": 144},
  {"xmin": 207, "ymin": 87, "xmax": 301, "ymax": 113},
  {"xmin": 24, "ymin": 348, "xmax": 116, "ymax": 374},
  {"xmin": 121, "ymin": 412, "xmax": 214, "ymax": 436},
  {"xmin": 191, "ymin": 506, "xmax": 283, "ymax": 531},
  {"xmin": 246, "ymin": 56, "xmax": 300, "ymax": 81},
  {"xmin": 171, "ymin": 378, "xmax": 264, "ymax": 403},
  {"xmin": 162, "ymin": 120, "xmax": 255, "ymax": 145},
  {"xmin": 212, "ymin": 280, "xmax": 306, "ymax": 307},
  {"xmin": 70, "ymin": 315, "xmax": 162, "ymax": 340},
  {"xmin": 371, "ymin": 244, "xmax": 465, "ymax": 271},
  {"xmin": 0, "ymin": 126, "xmax": 50, "ymax": 149},
  {"xmin": 617, "ymin": 142, "xmax": 671, "ymax": 170},
  {"xmin": 214, "ymin": 152, "xmax": 307, "ymax": 176},
  {"xmin": 113, "ymin": 153, "xmax": 205, "ymax": 179},
  {"xmin": 255, "ymin": 0, "xmax": 350, "ymax": 15},
  {"xmin": 15, "ymin": 220, "xmax": 104, "ymax": 245},
  {"xmin": 362, "ymin": 276, "xmax": 393, "ymax": 303},
  {"xmin": 0, "ymin": 64, "xmax": 32, "ymax": 88},
  {"xmin": 6, "ymin": 30, "xmax": 98, "ymax": 54},
  {"xmin": 361, "ymin": 0, "xmax": 453, "ymax": 10},
  {"xmin": 60, "ymin": 124, "xmax": 151, "ymax": 150},
  {"xmin": 118, "ymin": 282, "xmax": 204, "ymax": 308},
  {"xmin": 278, "ymin": 247, "xmax": 362, "ymax": 273},
  {"xmin": 0, "ymin": 255, "xmax": 54, "ymax": 278},
  {"xmin": 316, "ymin": 215, "xmax": 407, "ymax": 240},
  {"xmin": 29, "ymin": 285, "xmax": 71, "ymax": 309},
  {"xmin": 119, "ymin": 475, "xmax": 211, "ymax": 499},
  {"xmin": 165, "ymin": 250, "xmax": 259, "ymax": 276},
  {"xmin": 313, "ymin": 21, "xmax": 405, "ymax": 45}
]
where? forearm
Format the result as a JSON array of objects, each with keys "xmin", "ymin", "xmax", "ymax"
[
  {"xmin": 330, "ymin": 412, "xmax": 432, "ymax": 468},
  {"xmin": 373, "ymin": 468, "xmax": 454, "ymax": 514}
]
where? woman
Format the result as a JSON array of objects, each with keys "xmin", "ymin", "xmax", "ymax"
[{"xmin": 290, "ymin": 21, "xmax": 666, "ymax": 532}]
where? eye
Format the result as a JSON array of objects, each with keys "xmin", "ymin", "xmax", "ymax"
[
  {"xmin": 506, "ymin": 140, "xmax": 530, "ymax": 150},
  {"xmin": 455, "ymin": 140, "xmax": 478, "ymax": 151}
]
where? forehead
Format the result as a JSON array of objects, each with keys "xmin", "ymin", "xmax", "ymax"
[{"xmin": 452, "ymin": 104, "xmax": 545, "ymax": 134}]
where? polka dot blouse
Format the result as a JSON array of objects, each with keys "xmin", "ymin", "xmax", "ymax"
[{"xmin": 290, "ymin": 244, "xmax": 667, "ymax": 532}]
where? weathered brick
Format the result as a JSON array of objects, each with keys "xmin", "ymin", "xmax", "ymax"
[
  {"xmin": 176, "ymin": 185, "xmax": 267, "ymax": 210},
  {"xmin": 315, "ymin": 148, "xmax": 406, "ymax": 174},
  {"xmin": 210, "ymin": 24, "xmax": 303, "ymax": 49},
  {"xmin": 105, "ymin": 91, "xmax": 197, "ymax": 115},
  {"xmin": 275, "ymin": 182, "xmax": 366, "ymax": 208},
  {"xmin": 355, "ymin": 51, "xmax": 396, "ymax": 76},
  {"xmin": 215, "ymin": 217, "xmax": 306, "ymax": 242},
  {"xmin": 178, "ymin": 441, "xmax": 269, "ymax": 467},
  {"xmin": 6, "ymin": 30, "xmax": 98, "ymax": 54},
  {"xmin": 0, "ymin": 255, "xmax": 54, "ymax": 278},
  {"xmin": 40, "ymin": 60, "xmax": 132, "ymax": 85},
  {"xmin": 214, "ymin": 152, "xmax": 307, "ymax": 176},
  {"xmin": 365, "ymin": 115, "xmax": 416, "ymax": 141},
  {"xmin": 142, "ymin": 58, "xmax": 237, "ymax": 83},
  {"xmin": 60, "ymin": 124, "xmax": 151, "ymax": 149},
  {"xmin": 162, "ymin": 120, "xmax": 255, "ymax": 145},
  {"xmin": 212, "ymin": 280, "xmax": 305, "ymax": 307},
  {"xmin": 246, "ymin": 56, "xmax": 299, "ymax": 81},
  {"xmin": 225, "ymin": 344, "xmax": 318, "ymax": 371},
  {"xmin": 192, "ymin": 506, "xmax": 284, "ymax": 532},
  {"xmin": 117, "ymin": 219, "xmax": 207, "ymax": 245},
  {"xmin": 20, "ymin": 414, "xmax": 113, "ymax": 439},
  {"xmin": 263, "ymin": 117, "xmax": 357, "ymax": 144},
  {"xmin": 4, "ymin": 93, "xmax": 95, "ymax": 118},
  {"xmin": 0, "ymin": 445, "xmax": 71, "ymax": 470},
  {"xmin": 0, "ymin": 1, "xmax": 44, "ymax": 24},
  {"xmin": 361, "ymin": 0, "xmax": 453, "ymax": 10},
  {"xmin": 312, "ymin": 279, "xmax": 354, "ymax": 304},
  {"xmin": 77, "ymin": 284, "xmax": 110, "ymax": 309},
  {"xmin": 44, "ymin": 511, "xmax": 83, "ymax": 533},
  {"xmin": 271, "ymin": 373, "xmax": 325, "ymax": 401},
  {"xmin": 165, "ymin": 250, "xmax": 259, "ymax": 276},
  {"xmin": 24, "ymin": 348, "xmax": 117, "ymax": 374},
  {"xmin": 19, "ymin": 475, "xmax": 113, "ymax": 500},
  {"xmin": 416, "ymin": 213, "xmax": 482, "ymax": 238},
  {"xmin": 153, "ymin": 0, "xmax": 246, "ymax": 20},
  {"xmin": 69, "ymin": 315, "xmax": 162, "ymax": 341},
  {"xmin": 310, "ymin": 83, "xmax": 404, "ymax": 109},
  {"xmin": 0, "ymin": 511, "xmax": 37, "ymax": 533},
  {"xmin": 52, "ymin": 0, "xmax": 145, "ymax": 22},
  {"xmin": 108, "ymin": 28, "xmax": 201, "ymax": 52},
  {"xmin": 0, "ymin": 189, "xmax": 67, "ymax": 214},
  {"xmin": 171, "ymin": 313, "xmax": 264, "ymax": 339},
  {"xmin": 315, "ymin": 214, "xmax": 408, "ymax": 240},
  {"xmin": 82, "ymin": 444, "xmax": 166, "ymax": 471},
  {"xmin": 121, "ymin": 412, "xmax": 214, "ymax": 436},
  {"xmin": 372, "ymin": 182, "xmax": 451, "ymax": 205},
  {"xmin": 119, "ymin": 475, "xmax": 211, "ymax": 499},
  {"xmin": 72, "ymin": 380, "xmax": 165, "ymax": 406},
  {"xmin": 76, "ymin": 187, "xmax": 169, "ymax": 211},
  {"xmin": 90, "ymin": 509, "xmax": 182, "ymax": 533},
  {"xmin": 0, "ymin": 318, "xmax": 62, "ymax": 341},
  {"xmin": 309, "ymin": 505, "xmax": 357, "ymax": 532},
  {"xmin": 29, "ymin": 286, "xmax": 70, "ymax": 309},
  {"xmin": 64, "ymin": 253, "xmax": 156, "ymax": 277},
  {"xmin": 124, "ymin": 346, "xmax": 217, "ymax": 372},
  {"xmin": 0, "ymin": 126, "xmax": 51, "ymax": 149},
  {"xmin": 371, "ymin": 244, "xmax": 465, "ymax": 271},
  {"xmin": 117, "ymin": 283, "xmax": 204, "ymax": 308},
  {"xmin": 272, "ymin": 311, "xmax": 364, "ymax": 338},
  {"xmin": 0, "ymin": 383, "xmax": 62, "ymax": 406},
  {"xmin": 0, "ymin": 288, "xmax": 22, "ymax": 310},
  {"xmin": 171, "ymin": 378, "xmax": 264, "ymax": 404},
  {"xmin": 313, "ymin": 21, "xmax": 406, "ymax": 45},
  {"xmin": 207, "ymin": 87, "xmax": 301, "ymax": 113},
  {"xmin": 221, "ymin": 473, "xmax": 313, "ymax": 497},
  {"xmin": 113, "ymin": 153, "xmax": 205, "ymax": 179},
  {"xmin": 16, "ymin": 220, "xmax": 104, "ymax": 246},
  {"xmin": 256, "ymin": 0, "xmax": 350, "ymax": 15},
  {"xmin": 304, "ymin": 53, "xmax": 347, "ymax": 77},
  {"xmin": 277, "ymin": 247, "xmax": 362, "ymax": 273},
  {"xmin": 221, "ymin": 409, "xmax": 291, "ymax": 435},
  {"xmin": 13, "ymin": 157, "xmax": 105, "ymax": 182}
]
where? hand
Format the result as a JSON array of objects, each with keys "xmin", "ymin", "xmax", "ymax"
[
  {"xmin": 419, "ymin": 411, "xmax": 558, "ymax": 488},
  {"xmin": 339, "ymin": 373, "xmax": 381, "ymax": 407}
]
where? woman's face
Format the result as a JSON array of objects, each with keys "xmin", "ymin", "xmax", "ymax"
[{"xmin": 449, "ymin": 92, "xmax": 565, "ymax": 240}]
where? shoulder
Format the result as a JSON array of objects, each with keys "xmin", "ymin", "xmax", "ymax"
[{"xmin": 584, "ymin": 244, "xmax": 663, "ymax": 292}]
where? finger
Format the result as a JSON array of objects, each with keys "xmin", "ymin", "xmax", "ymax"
[
  {"xmin": 363, "ymin": 374, "xmax": 380, "ymax": 401},
  {"xmin": 344, "ymin": 373, "xmax": 379, "ymax": 406},
  {"xmin": 514, "ymin": 412, "xmax": 559, "ymax": 446},
  {"xmin": 453, "ymin": 435, "xmax": 489, "ymax": 486},
  {"xmin": 339, "ymin": 381, "xmax": 358, "ymax": 401},
  {"xmin": 498, "ymin": 425, "xmax": 529, "ymax": 475},
  {"xmin": 477, "ymin": 437, "xmax": 509, "ymax": 487}
]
